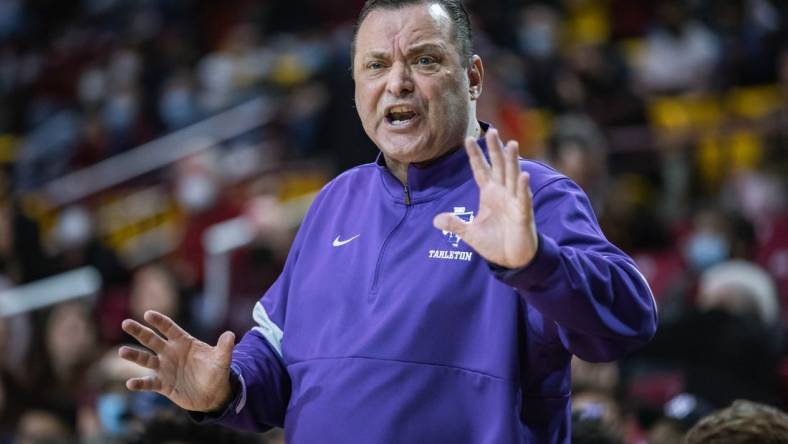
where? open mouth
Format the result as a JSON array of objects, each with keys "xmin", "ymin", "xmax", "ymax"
[{"xmin": 385, "ymin": 105, "xmax": 418, "ymax": 126}]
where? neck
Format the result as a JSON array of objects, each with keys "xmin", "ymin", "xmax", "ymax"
[{"xmin": 384, "ymin": 121, "xmax": 482, "ymax": 184}]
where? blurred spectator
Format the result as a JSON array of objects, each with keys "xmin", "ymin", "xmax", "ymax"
[
  {"xmin": 21, "ymin": 300, "xmax": 100, "ymax": 438},
  {"xmin": 684, "ymin": 209, "xmax": 754, "ymax": 273},
  {"xmin": 637, "ymin": 0, "xmax": 720, "ymax": 93},
  {"xmin": 571, "ymin": 414, "xmax": 624, "ymax": 444},
  {"xmin": 158, "ymin": 69, "xmax": 199, "ymax": 131},
  {"xmin": 134, "ymin": 409, "xmax": 265, "ymax": 444},
  {"xmin": 547, "ymin": 114, "xmax": 609, "ymax": 211},
  {"xmin": 637, "ymin": 259, "xmax": 783, "ymax": 409},
  {"xmin": 571, "ymin": 357, "xmax": 628, "ymax": 442},
  {"xmin": 170, "ymin": 151, "xmax": 242, "ymax": 291},
  {"xmin": 713, "ymin": 0, "xmax": 782, "ymax": 88},
  {"xmin": 79, "ymin": 348, "xmax": 161, "ymax": 443},
  {"xmin": 13, "ymin": 110, "xmax": 81, "ymax": 192},
  {"xmin": 597, "ymin": 174, "xmax": 670, "ymax": 255},
  {"xmin": 646, "ymin": 393, "xmax": 715, "ymax": 444},
  {"xmin": 0, "ymin": 316, "xmax": 30, "ymax": 443},
  {"xmin": 0, "ymin": 178, "xmax": 51, "ymax": 284},
  {"xmin": 43, "ymin": 301, "xmax": 100, "ymax": 397},
  {"xmin": 129, "ymin": 264, "xmax": 189, "ymax": 332},
  {"xmin": 698, "ymin": 259, "xmax": 779, "ymax": 326},
  {"xmin": 16, "ymin": 406, "xmax": 75, "ymax": 444},
  {"xmin": 655, "ymin": 208, "xmax": 758, "ymax": 319},
  {"xmin": 685, "ymin": 399, "xmax": 788, "ymax": 444},
  {"xmin": 51, "ymin": 205, "xmax": 129, "ymax": 287}
]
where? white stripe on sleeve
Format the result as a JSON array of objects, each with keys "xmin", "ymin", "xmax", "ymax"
[{"xmin": 252, "ymin": 301, "xmax": 284, "ymax": 357}]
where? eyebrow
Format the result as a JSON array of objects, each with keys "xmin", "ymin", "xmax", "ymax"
[{"xmin": 362, "ymin": 41, "xmax": 449, "ymax": 59}]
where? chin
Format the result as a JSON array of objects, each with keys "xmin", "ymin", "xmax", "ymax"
[
  {"xmin": 380, "ymin": 144, "xmax": 431, "ymax": 164},
  {"xmin": 377, "ymin": 134, "xmax": 434, "ymax": 163}
]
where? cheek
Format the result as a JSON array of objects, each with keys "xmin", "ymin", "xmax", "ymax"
[{"xmin": 356, "ymin": 84, "xmax": 378, "ymax": 111}]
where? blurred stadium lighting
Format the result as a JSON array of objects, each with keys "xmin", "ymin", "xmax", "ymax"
[
  {"xmin": 36, "ymin": 97, "xmax": 274, "ymax": 207},
  {"xmin": 0, "ymin": 267, "xmax": 101, "ymax": 316}
]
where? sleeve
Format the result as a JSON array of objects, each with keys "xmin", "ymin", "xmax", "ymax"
[
  {"xmin": 191, "ymin": 206, "xmax": 311, "ymax": 431},
  {"xmin": 492, "ymin": 177, "xmax": 658, "ymax": 362}
]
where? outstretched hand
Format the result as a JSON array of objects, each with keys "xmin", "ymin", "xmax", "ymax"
[
  {"xmin": 433, "ymin": 129, "xmax": 538, "ymax": 269},
  {"xmin": 119, "ymin": 310, "xmax": 236, "ymax": 413}
]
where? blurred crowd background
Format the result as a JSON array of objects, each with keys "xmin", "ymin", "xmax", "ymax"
[{"xmin": 0, "ymin": 0, "xmax": 786, "ymax": 443}]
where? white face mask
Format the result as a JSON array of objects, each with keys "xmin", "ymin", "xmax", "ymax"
[
  {"xmin": 55, "ymin": 206, "xmax": 93, "ymax": 250},
  {"xmin": 176, "ymin": 174, "xmax": 218, "ymax": 213}
]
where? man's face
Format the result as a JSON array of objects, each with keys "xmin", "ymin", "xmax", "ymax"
[{"xmin": 353, "ymin": 3, "xmax": 482, "ymax": 165}]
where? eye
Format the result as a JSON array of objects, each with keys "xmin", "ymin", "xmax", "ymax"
[
  {"xmin": 417, "ymin": 56, "xmax": 437, "ymax": 65},
  {"xmin": 367, "ymin": 61, "xmax": 385, "ymax": 70}
]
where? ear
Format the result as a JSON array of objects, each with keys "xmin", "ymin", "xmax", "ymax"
[{"xmin": 467, "ymin": 55, "xmax": 484, "ymax": 101}]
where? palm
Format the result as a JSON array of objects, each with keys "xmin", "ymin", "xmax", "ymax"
[
  {"xmin": 434, "ymin": 129, "xmax": 538, "ymax": 269},
  {"xmin": 119, "ymin": 311, "xmax": 236, "ymax": 412}
]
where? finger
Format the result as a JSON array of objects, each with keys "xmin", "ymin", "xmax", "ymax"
[
  {"xmin": 486, "ymin": 129, "xmax": 505, "ymax": 183},
  {"xmin": 433, "ymin": 213, "xmax": 470, "ymax": 236},
  {"xmin": 122, "ymin": 319, "xmax": 166, "ymax": 353},
  {"xmin": 126, "ymin": 376, "xmax": 163, "ymax": 393},
  {"xmin": 504, "ymin": 141, "xmax": 520, "ymax": 194},
  {"xmin": 144, "ymin": 310, "xmax": 188, "ymax": 341},
  {"xmin": 517, "ymin": 172, "xmax": 533, "ymax": 211},
  {"xmin": 464, "ymin": 136, "xmax": 490, "ymax": 186},
  {"xmin": 118, "ymin": 345, "xmax": 160, "ymax": 370},
  {"xmin": 215, "ymin": 331, "xmax": 236, "ymax": 368}
]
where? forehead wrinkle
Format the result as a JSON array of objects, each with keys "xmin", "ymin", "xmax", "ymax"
[
  {"xmin": 354, "ymin": 4, "xmax": 456, "ymax": 67},
  {"xmin": 405, "ymin": 41, "xmax": 449, "ymax": 55}
]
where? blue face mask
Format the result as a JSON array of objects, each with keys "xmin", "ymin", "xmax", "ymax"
[
  {"xmin": 159, "ymin": 87, "xmax": 195, "ymax": 129},
  {"xmin": 103, "ymin": 95, "xmax": 137, "ymax": 131},
  {"xmin": 97, "ymin": 392, "xmax": 129, "ymax": 437},
  {"xmin": 686, "ymin": 232, "xmax": 729, "ymax": 271}
]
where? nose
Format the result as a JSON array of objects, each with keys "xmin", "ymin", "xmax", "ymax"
[{"xmin": 386, "ymin": 61, "xmax": 414, "ymax": 97}]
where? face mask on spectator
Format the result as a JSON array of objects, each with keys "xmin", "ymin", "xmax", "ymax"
[
  {"xmin": 159, "ymin": 86, "xmax": 196, "ymax": 129},
  {"xmin": 175, "ymin": 173, "xmax": 218, "ymax": 213},
  {"xmin": 97, "ymin": 392, "xmax": 129, "ymax": 437},
  {"xmin": 103, "ymin": 93, "xmax": 138, "ymax": 132},
  {"xmin": 685, "ymin": 232, "xmax": 729, "ymax": 271},
  {"xmin": 54, "ymin": 206, "xmax": 93, "ymax": 251},
  {"xmin": 518, "ymin": 25, "xmax": 556, "ymax": 59}
]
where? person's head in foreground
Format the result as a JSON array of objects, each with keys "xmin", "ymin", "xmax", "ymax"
[
  {"xmin": 352, "ymin": 0, "xmax": 483, "ymax": 176},
  {"xmin": 684, "ymin": 400, "xmax": 788, "ymax": 444}
]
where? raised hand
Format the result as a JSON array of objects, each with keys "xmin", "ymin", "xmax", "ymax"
[
  {"xmin": 433, "ymin": 129, "xmax": 538, "ymax": 269},
  {"xmin": 119, "ymin": 310, "xmax": 236, "ymax": 412}
]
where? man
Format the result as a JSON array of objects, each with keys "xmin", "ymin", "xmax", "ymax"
[{"xmin": 119, "ymin": 1, "xmax": 657, "ymax": 442}]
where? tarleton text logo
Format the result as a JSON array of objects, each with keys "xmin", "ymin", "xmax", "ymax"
[{"xmin": 428, "ymin": 250, "xmax": 474, "ymax": 262}]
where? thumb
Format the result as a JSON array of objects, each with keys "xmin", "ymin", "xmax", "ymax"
[
  {"xmin": 433, "ymin": 213, "xmax": 469, "ymax": 235},
  {"xmin": 216, "ymin": 331, "xmax": 236, "ymax": 364}
]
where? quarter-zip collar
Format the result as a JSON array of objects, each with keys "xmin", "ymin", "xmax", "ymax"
[{"xmin": 375, "ymin": 121, "xmax": 492, "ymax": 205}]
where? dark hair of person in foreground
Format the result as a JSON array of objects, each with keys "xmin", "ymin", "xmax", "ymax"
[{"xmin": 684, "ymin": 400, "xmax": 788, "ymax": 444}]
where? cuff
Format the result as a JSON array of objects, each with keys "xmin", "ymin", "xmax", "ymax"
[
  {"xmin": 488, "ymin": 232, "xmax": 562, "ymax": 290},
  {"xmin": 188, "ymin": 365, "xmax": 246, "ymax": 424}
]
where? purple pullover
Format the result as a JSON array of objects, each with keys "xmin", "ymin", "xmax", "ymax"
[{"xmin": 200, "ymin": 124, "xmax": 657, "ymax": 443}]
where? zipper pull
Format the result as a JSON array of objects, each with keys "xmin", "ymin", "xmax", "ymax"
[{"xmin": 403, "ymin": 185, "xmax": 411, "ymax": 205}]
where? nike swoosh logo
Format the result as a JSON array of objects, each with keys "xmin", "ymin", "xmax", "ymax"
[{"xmin": 333, "ymin": 234, "xmax": 360, "ymax": 247}]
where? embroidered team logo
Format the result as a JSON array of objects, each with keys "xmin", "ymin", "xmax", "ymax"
[{"xmin": 442, "ymin": 207, "xmax": 474, "ymax": 247}]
